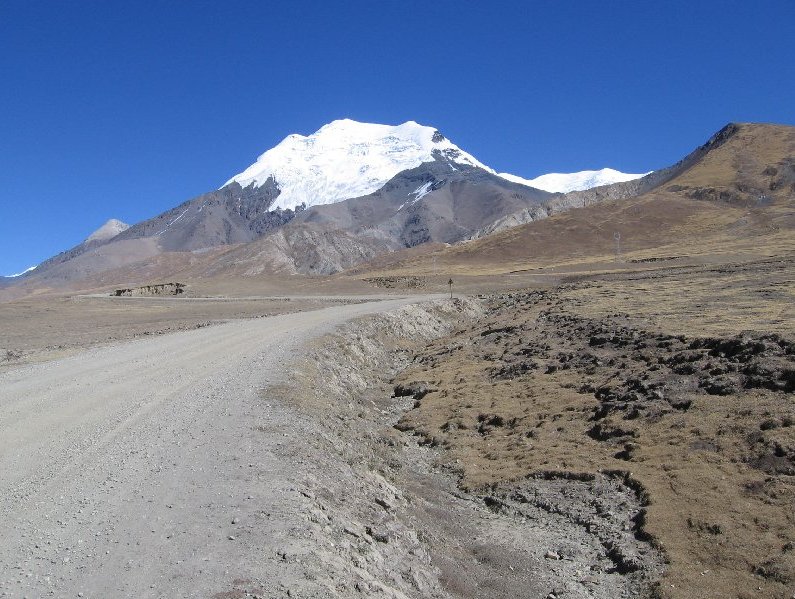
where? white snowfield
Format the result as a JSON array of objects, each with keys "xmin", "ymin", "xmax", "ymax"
[
  {"xmin": 498, "ymin": 167, "xmax": 649, "ymax": 193},
  {"xmin": 224, "ymin": 119, "xmax": 491, "ymax": 211},
  {"xmin": 223, "ymin": 118, "xmax": 649, "ymax": 209}
]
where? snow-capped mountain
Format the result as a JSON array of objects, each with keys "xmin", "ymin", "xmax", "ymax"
[
  {"xmin": 224, "ymin": 119, "xmax": 493, "ymax": 210},
  {"xmin": 9, "ymin": 120, "xmax": 781, "ymax": 293},
  {"xmin": 13, "ymin": 119, "xmax": 663, "ymax": 286},
  {"xmin": 85, "ymin": 218, "xmax": 130, "ymax": 243},
  {"xmin": 226, "ymin": 119, "xmax": 648, "ymax": 208},
  {"xmin": 498, "ymin": 168, "xmax": 648, "ymax": 193}
]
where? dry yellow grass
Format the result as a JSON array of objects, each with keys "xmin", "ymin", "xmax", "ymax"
[{"xmin": 393, "ymin": 256, "xmax": 795, "ymax": 599}]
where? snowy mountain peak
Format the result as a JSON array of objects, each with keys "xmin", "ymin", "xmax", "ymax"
[
  {"xmin": 223, "ymin": 119, "xmax": 493, "ymax": 210},
  {"xmin": 85, "ymin": 218, "xmax": 130, "ymax": 243},
  {"xmin": 499, "ymin": 168, "xmax": 648, "ymax": 193}
]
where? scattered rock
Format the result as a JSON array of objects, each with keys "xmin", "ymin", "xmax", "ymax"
[
  {"xmin": 393, "ymin": 381, "xmax": 436, "ymax": 400},
  {"xmin": 366, "ymin": 526, "xmax": 389, "ymax": 543}
]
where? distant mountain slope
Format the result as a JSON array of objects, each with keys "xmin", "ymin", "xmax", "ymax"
[
  {"xmin": 113, "ymin": 180, "xmax": 291, "ymax": 251},
  {"xmin": 32, "ymin": 219, "xmax": 131, "ymax": 275},
  {"xmin": 359, "ymin": 122, "xmax": 795, "ymax": 276},
  {"xmin": 10, "ymin": 120, "xmax": 791, "ymax": 296},
  {"xmin": 1, "ymin": 265, "xmax": 37, "ymax": 279},
  {"xmin": 472, "ymin": 123, "xmax": 751, "ymax": 238},
  {"xmin": 194, "ymin": 157, "xmax": 554, "ymax": 275}
]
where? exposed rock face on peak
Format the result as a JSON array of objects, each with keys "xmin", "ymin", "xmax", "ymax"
[
  {"xmin": 113, "ymin": 179, "xmax": 293, "ymax": 252},
  {"xmin": 85, "ymin": 219, "xmax": 130, "ymax": 243},
  {"xmin": 292, "ymin": 157, "xmax": 552, "ymax": 254}
]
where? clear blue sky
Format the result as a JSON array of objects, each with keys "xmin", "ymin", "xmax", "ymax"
[{"xmin": 1, "ymin": 0, "xmax": 793, "ymax": 276}]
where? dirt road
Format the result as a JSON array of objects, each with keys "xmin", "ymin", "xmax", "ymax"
[{"xmin": 0, "ymin": 297, "xmax": 434, "ymax": 598}]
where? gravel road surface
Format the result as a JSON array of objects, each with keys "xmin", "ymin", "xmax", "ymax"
[{"xmin": 0, "ymin": 297, "xmax": 433, "ymax": 598}]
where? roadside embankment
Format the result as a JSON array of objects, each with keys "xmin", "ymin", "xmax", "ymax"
[{"xmin": 270, "ymin": 296, "xmax": 665, "ymax": 598}]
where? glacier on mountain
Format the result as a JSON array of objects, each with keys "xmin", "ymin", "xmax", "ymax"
[
  {"xmin": 498, "ymin": 168, "xmax": 648, "ymax": 193},
  {"xmin": 224, "ymin": 118, "xmax": 648, "ymax": 209},
  {"xmin": 224, "ymin": 119, "xmax": 491, "ymax": 211}
]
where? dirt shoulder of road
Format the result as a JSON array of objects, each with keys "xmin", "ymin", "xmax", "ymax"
[
  {"xmin": 392, "ymin": 257, "xmax": 795, "ymax": 599},
  {"xmin": 259, "ymin": 298, "xmax": 665, "ymax": 599}
]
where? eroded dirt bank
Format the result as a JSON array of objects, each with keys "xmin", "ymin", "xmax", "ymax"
[{"xmin": 265, "ymin": 297, "xmax": 664, "ymax": 598}]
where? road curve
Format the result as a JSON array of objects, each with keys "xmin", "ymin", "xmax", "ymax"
[{"xmin": 0, "ymin": 296, "xmax": 435, "ymax": 598}]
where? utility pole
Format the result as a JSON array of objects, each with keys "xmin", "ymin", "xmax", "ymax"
[{"xmin": 448, "ymin": 278, "xmax": 453, "ymax": 299}]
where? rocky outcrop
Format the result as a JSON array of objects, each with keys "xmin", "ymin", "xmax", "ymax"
[{"xmin": 112, "ymin": 282, "xmax": 186, "ymax": 297}]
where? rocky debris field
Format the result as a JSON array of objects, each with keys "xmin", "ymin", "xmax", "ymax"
[{"xmin": 392, "ymin": 260, "xmax": 795, "ymax": 599}]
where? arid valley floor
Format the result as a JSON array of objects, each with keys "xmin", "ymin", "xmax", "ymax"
[{"xmin": 1, "ymin": 248, "xmax": 793, "ymax": 599}]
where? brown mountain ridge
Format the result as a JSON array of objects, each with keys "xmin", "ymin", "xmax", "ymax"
[{"xmin": 356, "ymin": 122, "xmax": 795, "ymax": 280}]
